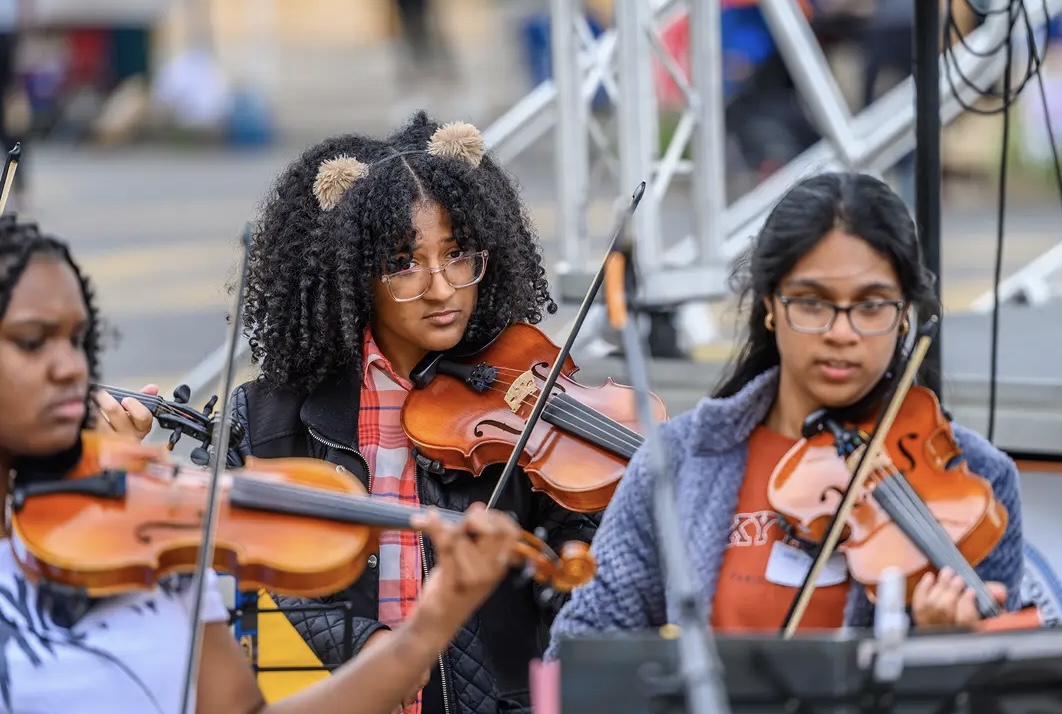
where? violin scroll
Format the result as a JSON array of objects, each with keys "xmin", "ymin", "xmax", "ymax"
[{"xmin": 95, "ymin": 383, "xmax": 245, "ymax": 465}]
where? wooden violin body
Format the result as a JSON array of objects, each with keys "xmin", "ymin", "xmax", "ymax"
[
  {"xmin": 10, "ymin": 432, "xmax": 596, "ymax": 598},
  {"xmin": 767, "ymin": 385, "xmax": 1008, "ymax": 603},
  {"xmin": 401, "ymin": 323, "xmax": 667, "ymax": 512}
]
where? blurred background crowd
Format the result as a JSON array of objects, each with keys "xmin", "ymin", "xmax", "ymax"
[
  {"xmin": 2, "ymin": 0, "xmax": 1059, "ymax": 390},
  {"xmin": 2, "ymin": 0, "xmax": 1060, "ymax": 207}
]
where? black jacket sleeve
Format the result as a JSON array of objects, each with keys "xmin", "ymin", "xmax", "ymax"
[
  {"xmin": 531, "ymin": 493, "xmax": 603, "ymax": 619},
  {"xmin": 227, "ymin": 386, "xmax": 252, "ymax": 468}
]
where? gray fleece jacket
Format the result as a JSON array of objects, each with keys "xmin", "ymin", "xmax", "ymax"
[{"xmin": 546, "ymin": 367, "xmax": 1025, "ymax": 657}]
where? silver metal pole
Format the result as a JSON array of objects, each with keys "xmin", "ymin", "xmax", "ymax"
[
  {"xmin": 551, "ymin": 0, "xmax": 590, "ymax": 267},
  {"xmin": 758, "ymin": 0, "xmax": 860, "ymax": 164},
  {"xmin": 688, "ymin": 0, "xmax": 727, "ymax": 266},
  {"xmin": 615, "ymin": 0, "xmax": 661, "ymax": 272}
]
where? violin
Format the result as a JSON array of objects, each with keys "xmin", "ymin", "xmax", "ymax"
[
  {"xmin": 401, "ymin": 322, "xmax": 668, "ymax": 513},
  {"xmin": 769, "ymin": 385, "xmax": 1007, "ymax": 607},
  {"xmin": 772, "ymin": 318, "xmax": 1042, "ymax": 635},
  {"xmin": 94, "ymin": 383, "xmax": 244, "ymax": 465},
  {"xmin": 8, "ymin": 431, "xmax": 596, "ymax": 599}
]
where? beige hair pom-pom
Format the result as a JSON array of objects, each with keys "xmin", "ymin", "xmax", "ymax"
[
  {"xmin": 313, "ymin": 155, "xmax": 369, "ymax": 210},
  {"xmin": 427, "ymin": 121, "xmax": 486, "ymax": 167}
]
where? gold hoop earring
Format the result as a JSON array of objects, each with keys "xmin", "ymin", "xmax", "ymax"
[
  {"xmin": 764, "ymin": 313, "xmax": 775, "ymax": 332},
  {"xmin": 899, "ymin": 319, "xmax": 909, "ymax": 335}
]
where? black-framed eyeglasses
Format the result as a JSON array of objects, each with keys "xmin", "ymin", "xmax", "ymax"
[
  {"xmin": 380, "ymin": 250, "xmax": 489, "ymax": 302},
  {"xmin": 775, "ymin": 294, "xmax": 905, "ymax": 336}
]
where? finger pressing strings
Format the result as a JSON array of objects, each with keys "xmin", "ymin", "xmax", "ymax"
[{"xmin": 92, "ymin": 397, "xmax": 114, "ymax": 427}]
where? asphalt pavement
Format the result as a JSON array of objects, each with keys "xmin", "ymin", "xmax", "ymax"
[{"xmin": 20, "ymin": 137, "xmax": 1058, "ymax": 402}]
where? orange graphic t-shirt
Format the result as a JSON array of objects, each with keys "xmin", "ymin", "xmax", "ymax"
[{"xmin": 710, "ymin": 425, "xmax": 851, "ymax": 632}]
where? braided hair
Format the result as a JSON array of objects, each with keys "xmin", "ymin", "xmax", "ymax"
[
  {"xmin": 0, "ymin": 214, "xmax": 102, "ymax": 453},
  {"xmin": 241, "ymin": 111, "xmax": 557, "ymax": 394}
]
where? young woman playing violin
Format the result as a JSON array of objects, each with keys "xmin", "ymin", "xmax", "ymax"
[
  {"xmin": 0, "ymin": 215, "xmax": 525, "ymax": 714},
  {"xmin": 547, "ymin": 171, "xmax": 1025, "ymax": 652},
  {"xmin": 226, "ymin": 111, "xmax": 600, "ymax": 713}
]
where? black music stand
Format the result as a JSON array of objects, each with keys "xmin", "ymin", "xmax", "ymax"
[{"xmin": 557, "ymin": 627, "xmax": 1062, "ymax": 714}]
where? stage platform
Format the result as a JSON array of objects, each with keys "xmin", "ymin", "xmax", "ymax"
[{"xmin": 573, "ymin": 301, "xmax": 1062, "ymax": 458}]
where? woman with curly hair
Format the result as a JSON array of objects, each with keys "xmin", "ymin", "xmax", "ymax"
[
  {"xmin": 228, "ymin": 111, "xmax": 600, "ymax": 714},
  {"xmin": 0, "ymin": 214, "xmax": 523, "ymax": 714}
]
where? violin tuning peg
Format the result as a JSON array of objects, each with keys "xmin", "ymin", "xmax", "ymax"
[
  {"xmin": 167, "ymin": 430, "xmax": 181, "ymax": 448},
  {"xmin": 190, "ymin": 447, "xmax": 210, "ymax": 467},
  {"xmin": 173, "ymin": 384, "xmax": 191, "ymax": 404},
  {"xmin": 203, "ymin": 395, "xmax": 218, "ymax": 414}
]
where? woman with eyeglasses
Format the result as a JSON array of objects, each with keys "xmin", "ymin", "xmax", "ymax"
[
  {"xmin": 546, "ymin": 172, "xmax": 1024, "ymax": 651},
  {"xmin": 221, "ymin": 111, "xmax": 600, "ymax": 714}
]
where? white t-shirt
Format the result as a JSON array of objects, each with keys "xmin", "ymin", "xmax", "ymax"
[{"xmin": 0, "ymin": 541, "xmax": 229, "ymax": 714}]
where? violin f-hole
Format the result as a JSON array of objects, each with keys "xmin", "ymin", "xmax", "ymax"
[
  {"xmin": 819, "ymin": 485, "xmax": 870, "ymax": 506},
  {"xmin": 134, "ymin": 519, "xmax": 205, "ymax": 544},
  {"xmin": 473, "ymin": 419, "xmax": 523, "ymax": 437},
  {"xmin": 530, "ymin": 362, "xmax": 565, "ymax": 393},
  {"xmin": 895, "ymin": 432, "xmax": 918, "ymax": 471}
]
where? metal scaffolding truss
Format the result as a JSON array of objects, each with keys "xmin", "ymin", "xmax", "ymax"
[
  {"xmin": 170, "ymin": 0, "xmax": 1062, "ymax": 408},
  {"xmin": 485, "ymin": 0, "xmax": 1062, "ymax": 309},
  {"xmin": 970, "ymin": 243, "xmax": 1062, "ymax": 312}
]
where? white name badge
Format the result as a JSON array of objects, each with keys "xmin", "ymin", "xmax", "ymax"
[{"xmin": 764, "ymin": 540, "xmax": 849, "ymax": 588}]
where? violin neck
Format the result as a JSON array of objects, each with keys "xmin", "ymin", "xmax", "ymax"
[
  {"xmin": 229, "ymin": 476, "xmax": 464, "ymax": 530},
  {"xmin": 97, "ymin": 385, "xmax": 162, "ymax": 416}
]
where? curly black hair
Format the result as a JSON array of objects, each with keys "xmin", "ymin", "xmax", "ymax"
[
  {"xmin": 0, "ymin": 214, "xmax": 103, "ymax": 468},
  {"xmin": 241, "ymin": 111, "xmax": 557, "ymax": 394}
]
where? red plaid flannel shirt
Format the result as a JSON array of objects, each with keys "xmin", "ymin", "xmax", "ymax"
[{"xmin": 359, "ymin": 330, "xmax": 423, "ymax": 714}]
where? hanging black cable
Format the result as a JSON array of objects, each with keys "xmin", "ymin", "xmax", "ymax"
[
  {"xmin": 914, "ymin": 0, "xmax": 943, "ymax": 398},
  {"xmin": 938, "ymin": 0, "xmax": 1060, "ymax": 443},
  {"xmin": 988, "ymin": 6, "xmax": 1014, "ymax": 443}
]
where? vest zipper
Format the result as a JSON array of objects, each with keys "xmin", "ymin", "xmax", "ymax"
[
  {"xmin": 416, "ymin": 473, "xmax": 452, "ymax": 714},
  {"xmin": 307, "ymin": 427, "xmax": 373, "ymax": 490}
]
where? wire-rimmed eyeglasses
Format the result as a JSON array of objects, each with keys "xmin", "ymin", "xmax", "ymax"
[
  {"xmin": 380, "ymin": 250, "xmax": 489, "ymax": 302},
  {"xmin": 776, "ymin": 294, "xmax": 905, "ymax": 336}
]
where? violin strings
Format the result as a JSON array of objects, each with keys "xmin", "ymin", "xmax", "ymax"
[
  {"xmin": 870, "ymin": 465, "xmax": 985, "ymax": 587},
  {"xmin": 101, "ymin": 387, "xmax": 186, "ymax": 419},
  {"xmin": 101, "ymin": 386, "xmax": 200, "ymax": 421},
  {"xmin": 229, "ymin": 476, "xmax": 559, "ymax": 564},
  {"xmin": 868, "ymin": 465, "xmax": 957, "ymax": 567},
  {"xmin": 542, "ymin": 393, "xmax": 643, "ymax": 459},
  {"xmin": 861, "ymin": 462, "xmax": 1000, "ymax": 615},
  {"xmin": 232, "ymin": 476, "xmax": 457, "ymax": 525},
  {"xmin": 876, "ymin": 471, "xmax": 998, "ymax": 613},
  {"xmin": 452, "ymin": 373, "xmax": 644, "ymax": 457}
]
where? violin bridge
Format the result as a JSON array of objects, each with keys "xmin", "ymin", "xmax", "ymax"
[{"xmin": 504, "ymin": 371, "xmax": 537, "ymax": 413}]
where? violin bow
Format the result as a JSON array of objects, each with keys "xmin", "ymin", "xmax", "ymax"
[
  {"xmin": 601, "ymin": 185, "xmax": 730, "ymax": 714},
  {"xmin": 779, "ymin": 315, "xmax": 940, "ymax": 638},
  {"xmin": 177, "ymin": 222, "xmax": 253, "ymax": 713},
  {"xmin": 0, "ymin": 143, "xmax": 21, "ymax": 215},
  {"xmin": 484, "ymin": 182, "xmax": 647, "ymax": 509}
]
